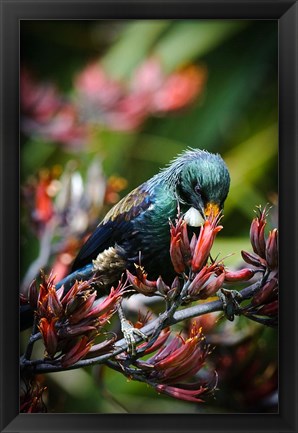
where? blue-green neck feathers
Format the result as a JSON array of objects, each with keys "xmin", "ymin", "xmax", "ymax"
[{"xmin": 147, "ymin": 148, "xmax": 230, "ymax": 208}]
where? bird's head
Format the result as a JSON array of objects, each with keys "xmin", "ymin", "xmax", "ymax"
[{"xmin": 166, "ymin": 149, "xmax": 230, "ymax": 226}]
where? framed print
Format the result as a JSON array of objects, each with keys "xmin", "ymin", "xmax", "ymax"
[{"xmin": 0, "ymin": 1, "xmax": 297, "ymax": 432}]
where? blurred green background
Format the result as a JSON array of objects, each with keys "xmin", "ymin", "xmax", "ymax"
[{"xmin": 20, "ymin": 20, "xmax": 278, "ymax": 413}]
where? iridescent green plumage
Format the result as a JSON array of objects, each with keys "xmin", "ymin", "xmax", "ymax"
[
  {"xmin": 21, "ymin": 148, "xmax": 230, "ymax": 330},
  {"xmin": 72, "ymin": 148, "xmax": 230, "ymax": 284}
]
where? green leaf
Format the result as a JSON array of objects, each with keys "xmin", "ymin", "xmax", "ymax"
[
  {"xmin": 21, "ymin": 139, "xmax": 57, "ymax": 177},
  {"xmin": 225, "ymin": 124, "xmax": 278, "ymax": 217},
  {"xmin": 102, "ymin": 21, "xmax": 171, "ymax": 79},
  {"xmin": 211, "ymin": 237, "xmax": 252, "ymax": 268},
  {"xmin": 153, "ymin": 21, "xmax": 246, "ymax": 72}
]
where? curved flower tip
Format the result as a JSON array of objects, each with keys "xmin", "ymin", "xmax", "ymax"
[
  {"xmin": 155, "ymin": 383, "xmax": 208, "ymax": 403},
  {"xmin": 252, "ymin": 277, "xmax": 278, "ymax": 307},
  {"xmin": 243, "ymin": 205, "xmax": 278, "ymax": 272},
  {"xmin": 224, "ymin": 268, "xmax": 255, "ymax": 283},
  {"xmin": 61, "ymin": 335, "xmax": 93, "ymax": 368},
  {"xmin": 85, "ymin": 279, "xmax": 126, "ymax": 319},
  {"xmin": 250, "ymin": 205, "xmax": 268, "ymax": 258},
  {"xmin": 38, "ymin": 317, "xmax": 58, "ymax": 358},
  {"xmin": 191, "ymin": 217, "xmax": 223, "ymax": 273},
  {"xmin": 169, "ymin": 212, "xmax": 223, "ymax": 276},
  {"xmin": 241, "ymin": 250, "xmax": 267, "ymax": 269},
  {"xmin": 142, "ymin": 322, "xmax": 209, "ymax": 384},
  {"xmin": 265, "ymin": 228, "xmax": 278, "ymax": 270},
  {"xmin": 126, "ymin": 265, "xmax": 157, "ymax": 296},
  {"xmin": 169, "ymin": 217, "xmax": 192, "ymax": 274}
]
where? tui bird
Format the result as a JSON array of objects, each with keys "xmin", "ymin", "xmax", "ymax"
[{"xmin": 21, "ymin": 148, "xmax": 230, "ymax": 338}]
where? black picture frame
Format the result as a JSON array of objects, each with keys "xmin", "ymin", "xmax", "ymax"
[{"xmin": 0, "ymin": 1, "xmax": 297, "ymax": 432}]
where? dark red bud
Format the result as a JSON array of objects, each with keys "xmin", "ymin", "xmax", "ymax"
[
  {"xmin": 28, "ymin": 279, "xmax": 38, "ymax": 309},
  {"xmin": 257, "ymin": 300, "xmax": 278, "ymax": 317},
  {"xmin": 191, "ymin": 219, "xmax": 222, "ymax": 272},
  {"xmin": 171, "ymin": 276, "xmax": 181, "ymax": 291},
  {"xmin": 39, "ymin": 317, "xmax": 58, "ymax": 358},
  {"xmin": 61, "ymin": 336, "xmax": 92, "ymax": 367},
  {"xmin": 252, "ymin": 277, "xmax": 278, "ymax": 306},
  {"xmin": 156, "ymin": 276, "xmax": 170, "ymax": 295},
  {"xmin": 187, "ymin": 267, "xmax": 211, "ymax": 297},
  {"xmin": 189, "ymin": 233, "xmax": 197, "ymax": 255},
  {"xmin": 170, "ymin": 235, "xmax": 186, "ymax": 273},
  {"xmin": 250, "ymin": 207, "xmax": 267, "ymax": 258},
  {"xmin": 241, "ymin": 250, "xmax": 267, "ymax": 268},
  {"xmin": 126, "ymin": 269, "xmax": 157, "ymax": 296},
  {"xmin": 265, "ymin": 228, "xmax": 278, "ymax": 270},
  {"xmin": 224, "ymin": 268, "xmax": 255, "ymax": 283},
  {"xmin": 199, "ymin": 272, "xmax": 225, "ymax": 299},
  {"xmin": 47, "ymin": 289, "xmax": 63, "ymax": 317}
]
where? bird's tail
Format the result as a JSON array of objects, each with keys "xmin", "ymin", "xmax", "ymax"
[{"xmin": 20, "ymin": 264, "xmax": 94, "ymax": 331}]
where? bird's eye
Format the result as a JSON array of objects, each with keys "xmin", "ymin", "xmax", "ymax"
[
  {"xmin": 194, "ymin": 184, "xmax": 202, "ymax": 195},
  {"xmin": 194, "ymin": 183, "xmax": 208, "ymax": 203}
]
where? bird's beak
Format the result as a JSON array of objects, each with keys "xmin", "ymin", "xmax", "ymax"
[{"xmin": 204, "ymin": 202, "xmax": 220, "ymax": 218}]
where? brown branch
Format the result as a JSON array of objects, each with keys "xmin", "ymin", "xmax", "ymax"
[{"xmin": 20, "ymin": 280, "xmax": 261, "ymax": 375}]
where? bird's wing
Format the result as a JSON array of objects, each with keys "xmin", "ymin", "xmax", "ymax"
[{"xmin": 71, "ymin": 184, "xmax": 153, "ymax": 271}]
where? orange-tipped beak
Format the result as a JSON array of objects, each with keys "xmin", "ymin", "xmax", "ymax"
[{"xmin": 204, "ymin": 202, "xmax": 220, "ymax": 218}]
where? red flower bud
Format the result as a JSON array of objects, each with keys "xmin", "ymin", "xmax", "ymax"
[
  {"xmin": 169, "ymin": 217, "xmax": 192, "ymax": 273},
  {"xmin": 187, "ymin": 266, "xmax": 213, "ymax": 297},
  {"xmin": 155, "ymin": 383, "xmax": 208, "ymax": 403},
  {"xmin": 67, "ymin": 290, "xmax": 97, "ymax": 324},
  {"xmin": 61, "ymin": 336, "xmax": 93, "ymax": 367},
  {"xmin": 166, "ymin": 277, "xmax": 181, "ymax": 300},
  {"xmin": 252, "ymin": 277, "xmax": 278, "ymax": 306},
  {"xmin": 126, "ymin": 266, "xmax": 157, "ymax": 296},
  {"xmin": 265, "ymin": 228, "xmax": 278, "ymax": 270},
  {"xmin": 250, "ymin": 207, "xmax": 267, "ymax": 258},
  {"xmin": 170, "ymin": 234, "xmax": 186, "ymax": 274},
  {"xmin": 137, "ymin": 328, "xmax": 171, "ymax": 356},
  {"xmin": 224, "ymin": 268, "xmax": 255, "ymax": 283},
  {"xmin": 85, "ymin": 281, "xmax": 124, "ymax": 319},
  {"xmin": 38, "ymin": 317, "xmax": 58, "ymax": 358},
  {"xmin": 199, "ymin": 272, "xmax": 225, "ymax": 299},
  {"xmin": 28, "ymin": 279, "xmax": 38, "ymax": 309},
  {"xmin": 47, "ymin": 287, "xmax": 63, "ymax": 317},
  {"xmin": 241, "ymin": 250, "xmax": 267, "ymax": 268},
  {"xmin": 156, "ymin": 276, "xmax": 171, "ymax": 295},
  {"xmin": 171, "ymin": 276, "xmax": 181, "ymax": 290},
  {"xmin": 191, "ymin": 217, "xmax": 223, "ymax": 272},
  {"xmin": 257, "ymin": 300, "xmax": 278, "ymax": 317},
  {"xmin": 60, "ymin": 280, "xmax": 89, "ymax": 307},
  {"xmin": 189, "ymin": 233, "xmax": 197, "ymax": 255}
]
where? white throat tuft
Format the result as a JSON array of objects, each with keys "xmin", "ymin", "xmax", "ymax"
[{"xmin": 183, "ymin": 207, "xmax": 205, "ymax": 227}]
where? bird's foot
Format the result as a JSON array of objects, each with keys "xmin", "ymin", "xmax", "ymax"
[
  {"xmin": 120, "ymin": 318, "xmax": 148, "ymax": 356},
  {"xmin": 217, "ymin": 288, "xmax": 242, "ymax": 321},
  {"xmin": 117, "ymin": 303, "xmax": 148, "ymax": 356}
]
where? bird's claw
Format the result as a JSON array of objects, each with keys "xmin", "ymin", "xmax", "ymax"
[
  {"xmin": 121, "ymin": 319, "xmax": 148, "ymax": 356},
  {"xmin": 217, "ymin": 288, "xmax": 242, "ymax": 321}
]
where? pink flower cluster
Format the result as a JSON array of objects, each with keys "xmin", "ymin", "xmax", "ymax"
[
  {"xmin": 21, "ymin": 69, "xmax": 87, "ymax": 148},
  {"xmin": 75, "ymin": 59, "xmax": 207, "ymax": 131},
  {"xmin": 21, "ymin": 59, "xmax": 207, "ymax": 146}
]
